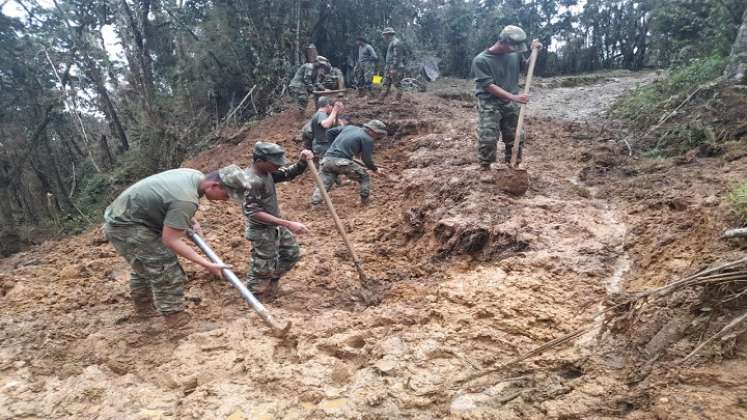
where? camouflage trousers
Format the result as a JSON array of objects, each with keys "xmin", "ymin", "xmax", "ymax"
[
  {"xmin": 245, "ymin": 225, "xmax": 300, "ymax": 288},
  {"xmin": 288, "ymin": 85, "xmax": 311, "ymax": 111},
  {"xmin": 104, "ymin": 223, "xmax": 185, "ymax": 315},
  {"xmin": 477, "ymin": 97, "xmax": 524, "ymax": 165},
  {"xmin": 354, "ymin": 62, "xmax": 376, "ymax": 91},
  {"xmin": 311, "ymin": 157, "xmax": 370, "ymax": 204},
  {"xmin": 382, "ymin": 66, "xmax": 405, "ymax": 91}
]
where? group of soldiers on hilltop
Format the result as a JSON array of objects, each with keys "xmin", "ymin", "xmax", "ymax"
[{"xmin": 103, "ymin": 24, "xmax": 540, "ymax": 331}]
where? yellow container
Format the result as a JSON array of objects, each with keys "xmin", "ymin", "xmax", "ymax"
[{"xmin": 372, "ymin": 75, "xmax": 383, "ymax": 85}]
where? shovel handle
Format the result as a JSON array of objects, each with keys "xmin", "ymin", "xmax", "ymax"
[
  {"xmin": 510, "ymin": 45, "xmax": 540, "ymax": 168},
  {"xmin": 308, "ymin": 160, "xmax": 368, "ymax": 284}
]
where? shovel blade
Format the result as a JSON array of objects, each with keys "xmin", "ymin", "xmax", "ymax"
[{"xmin": 494, "ymin": 168, "xmax": 529, "ymax": 195}]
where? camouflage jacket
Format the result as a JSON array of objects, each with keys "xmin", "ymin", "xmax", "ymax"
[
  {"xmin": 385, "ymin": 37, "xmax": 405, "ymax": 69},
  {"xmin": 289, "ymin": 63, "xmax": 325, "ymax": 91},
  {"xmin": 243, "ymin": 160, "xmax": 308, "ymax": 228}
]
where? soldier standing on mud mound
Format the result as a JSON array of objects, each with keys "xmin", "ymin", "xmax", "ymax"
[
  {"xmin": 103, "ymin": 167, "xmax": 246, "ymax": 328},
  {"xmin": 353, "ymin": 37, "xmax": 378, "ymax": 98},
  {"xmin": 311, "ymin": 120, "xmax": 387, "ymax": 206},
  {"xmin": 471, "ymin": 25, "xmax": 542, "ymax": 170},
  {"xmin": 244, "ymin": 142, "xmax": 313, "ymax": 298},
  {"xmin": 304, "ymin": 97, "xmax": 344, "ymax": 165},
  {"xmin": 372, "ymin": 27, "xmax": 406, "ymax": 104},
  {"xmin": 289, "ymin": 56, "xmax": 331, "ymax": 112}
]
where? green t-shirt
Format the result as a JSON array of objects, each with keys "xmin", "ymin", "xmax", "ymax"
[
  {"xmin": 104, "ymin": 168, "xmax": 204, "ymax": 232},
  {"xmin": 311, "ymin": 110, "xmax": 331, "ymax": 155},
  {"xmin": 471, "ymin": 50, "xmax": 521, "ymax": 102}
]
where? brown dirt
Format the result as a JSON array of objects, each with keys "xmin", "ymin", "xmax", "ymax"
[{"xmin": 2, "ymin": 73, "xmax": 747, "ymax": 419}]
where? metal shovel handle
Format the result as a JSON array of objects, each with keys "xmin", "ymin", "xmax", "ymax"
[{"xmin": 187, "ymin": 230, "xmax": 291, "ymax": 336}]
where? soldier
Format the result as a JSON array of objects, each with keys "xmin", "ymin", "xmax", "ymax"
[
  {"xmin": 103, "ymin": 166, "xmax": 246, "ymax": 328},
  {"xmin": 288, "ymin": 56, "xmax": 331, "ymax": 112},
  {"xmin": 304, "ymin": 97, "xmax": 344, "ymax": 164},
  {"xmin": 321, "ymin": 66, "xmax": 346, "ymax": 91},
  {"xmin": 311, "ymin": 120, "xmax": 387, "ymax": 206},
  {"xmin": 353, "ymin": 37, "xmax": 378, "ymax": 98},
  {"xmin": 325, "ymin": 114, "xmax": 352, "ymax": 146},
  {"xmin": 373, "ymin": 27, "xmax": 406, "ymax": 103},
  {"xmin": 471, "ymin": 25, "xmax": 541, "ymax": 170},
  {"xmin": 244, "ymin": 142, "xmax": 313, "ymax": 298}
]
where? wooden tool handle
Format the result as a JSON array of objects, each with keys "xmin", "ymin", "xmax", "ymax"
[
  {"xmin": 308, "ymin": 160, "xmax": 368, "ymax": 284},
  {"xmin": 510, "ymin": 45, "xmax": 540, "ymax": 168}
]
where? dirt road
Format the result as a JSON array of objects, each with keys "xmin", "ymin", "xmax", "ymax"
[{"xmin": 2, "ymin": 71, "xmax": 746, "ymax": 419}]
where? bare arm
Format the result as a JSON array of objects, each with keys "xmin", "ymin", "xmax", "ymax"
[
  {"xmin": 321, "ymin": 104, "xmax": 342, "ymax": 128},
  {"xmin": 486, "ymin": 84, "xmax": 528, "ymax": 104},
  {"xmin": 162, "ymin": 226, "xmax": 228, "ymax": 278},
  {"xmin": 251, "ymin": 211, "xmax": 309, "ymax": 234}
]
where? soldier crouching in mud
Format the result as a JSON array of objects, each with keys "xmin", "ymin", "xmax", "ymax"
[
  {"xmin": 104, "ymin": 166, "xmax": 247, "ymax": 329},
  {"xmin": 242, "ymin": 142, "xmax": 314, "ymax": 299}
]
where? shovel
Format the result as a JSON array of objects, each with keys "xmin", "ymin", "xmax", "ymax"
[
  {"xmin": 307, "ymin": 160, "xmax": 375, "ymax": 304},
  {"xmin": 187, "ymin": 230, "xmax": 292, "ymax": 337},
  {"xmin": 495, "ymin": 43, "xmax": 540, "ymax": 195}
]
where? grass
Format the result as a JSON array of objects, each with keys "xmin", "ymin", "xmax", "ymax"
[
  {"xmin": 611, "ymin": 55, "xmax": 727, "ymax": 124},
  {"xmin": 727, "ymin": 181, "xmax": 747, "ymax": 225}
]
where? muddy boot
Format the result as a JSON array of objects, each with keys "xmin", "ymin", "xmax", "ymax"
[
  {"xmin": 263, "ymin": 279, "xmax": 281, "ymax": 302},
  {"xmin": 163, "ymin": 311, "xmax": 191, "ymax": 330},
  {"xmin": 115, "ymin": 302, "xmax": 158, "ymax": 325},
  {"xmin": 360, "ymin": 195, "xmax": 369, "ymax": 206},
  {"xmin": 393, "ymin": 90, "xmax": 403, "ymax": 104},
  {"xmin": 357, "ymin": 88, "xmax": 365, "ymax": 98},
  {"xmin": 479, "ymin": 163, "xmax": 494, "ymax": 183}
]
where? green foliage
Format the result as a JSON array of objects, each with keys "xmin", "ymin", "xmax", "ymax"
[
  {"xmin": 612, "ymin": 55, "xmax": 727, "ymax": 122},
  {"xmin": 727, "ymin": 181, "xmax": 747, "ymax": 225}
]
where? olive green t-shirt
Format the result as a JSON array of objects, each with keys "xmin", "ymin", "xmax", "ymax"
[
  {"xmin": 471, "ymin": 50, "xmax": 521, "ymax": 102},
  {"xmin": 104, "ymin": 168, "xmax": 204, "ymax": 232}
]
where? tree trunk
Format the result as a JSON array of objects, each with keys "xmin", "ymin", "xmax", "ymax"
[
  {"xmin": 99, "ymin": 134, "xmax": 115, "ymax": 170},
  {"xmin": 724, "ymin": 7, "xmax": 747, "ymax": 84}
]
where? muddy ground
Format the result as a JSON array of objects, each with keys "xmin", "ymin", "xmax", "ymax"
[{"xmin": 2, "ymin": 72, "xmax": 746, "ymax": 419}]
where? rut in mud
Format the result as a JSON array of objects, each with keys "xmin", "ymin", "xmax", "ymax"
[{"xmin": 2, "ymin": 72, "xmax": 747, "ymax": 419}]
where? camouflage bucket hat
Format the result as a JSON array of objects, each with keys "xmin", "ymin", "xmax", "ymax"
[
  {"xmin": 218, "ymin": 164, "xmax": 248, "ymax": 201},
  {"xmin": 382, "ymin": 27, "xmax": 396, "ymax": 35},
  {"xmin": 499, "ymin": 25, "xmax": 528, "ymax": 53},
  {"xmin": 363, "ymin": 119, "xmax": 387, "ymax": 136},
  {"xmin": 254, "ymin": 141, "xmax": 289, "ymax": 166}
]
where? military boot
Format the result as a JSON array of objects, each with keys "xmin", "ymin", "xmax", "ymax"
[
  {"xmin": 163, "ymin": 311, "xmax": 191, "ymax": 330},
  {"xmin": 393, "ymin": 90, "xmax": 403, "ymax": 104},
  {"xmin": 360, "ymin": 195, "xmax": 369, "ymax": 206},
  {"xmin": 357, "ymin": 88, "xmax": 365, "ymax": 98}
]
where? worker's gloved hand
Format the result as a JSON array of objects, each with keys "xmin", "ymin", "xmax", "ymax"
[
  {"xmin": 285, "ymin": 221, "xmax": 309, "ymax": 235},
  {"xmin": 205, "ymin": 262, "xmax": 231, "ymax": 279},
  {"xmin": 531, "ymin": 39, "xmax": 543, "ymax": 50}
]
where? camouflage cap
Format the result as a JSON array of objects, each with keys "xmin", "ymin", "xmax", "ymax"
[
  {"xmin": 499, "ymin": 25, "xmax": 528, "ymax": 53},
  {"xmin": 254, "ymin": 141, "xmax": 289, "ymax": 166},
  {"xmin": 218, "ymin": 164, "xmax": 248, "ymax": 201},
  {"xmin": 363, "ymin": 119, "xmax": 387, "ymax": 136},
  {"xmin": 382, "ymin": 27, "xmax": 396, "ymax": 35}
]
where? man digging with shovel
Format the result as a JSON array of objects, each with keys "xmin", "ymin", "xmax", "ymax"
[
  {"xmin": 472, "ymin": 25, "xmax": 542, "ymax": 184},
  {"xmin": 103, "ymin": 166, "xmax": 246, "ymax": 329}
]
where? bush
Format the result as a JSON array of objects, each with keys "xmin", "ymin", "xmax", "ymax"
[
  {"xmin": 612, "ymin": 55, "xmax": 727, "ymax": 123},
  {"xmin": 728, "ymin": 181, "xmax": 747, "ymax": 226}
]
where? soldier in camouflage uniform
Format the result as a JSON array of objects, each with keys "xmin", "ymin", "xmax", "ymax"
[
  {"xmin": 243, "ymin": 142, "xmax": 313, "ymax": 298},
  {"xmin": 289, "ymin": 56, "xmax": 331, "ymax": 112},
  {"xmin": 304, "ymin": 96, "xmax": 344, "ymax": 165},
  {"xmin": 471, "ymin": 25, "xmax": 542, "ymax": 170},
  {"xmin": 103, "ymin": 166, "xmax": 246, "ymax": 328},
  {"xmin": 354, "ymin": 37, "xmax": 378, "ymax": 97},
  {"xmin": 374, "ymin": 27, "xmax": 406, "ymax": 103},
  {"xmin": 311, "ymin": 120, "xmax": 387, "ymax": 206}
]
